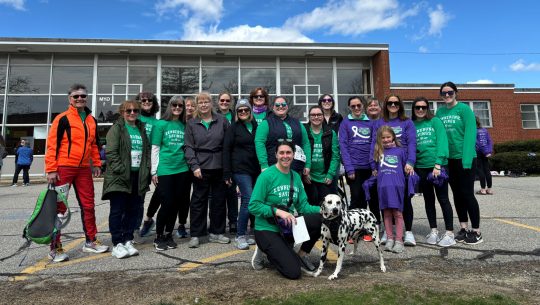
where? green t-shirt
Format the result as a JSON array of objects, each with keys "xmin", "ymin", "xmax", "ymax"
[
  {"xmin": 151, "ymin": 119, "xmax": 189, "ymax": 176},
  {"xmin": 139, "ymin": 115, "xmax": 158, "ymax": 139},
  {"xmin": 245, "ymin": 121, "xmax": 253, "ymax": 134},
  {"xmin": 413, "ymin": 117, "xmax": 449, "ymax": 168},
  {"xmin": 254, "ymin": 112, "xmax": 267, "ymax": 124},
  {"xmin": 309, "ymin": 129, "xmax": 340, "ymax": 182},
  {"xmin": 223, "ymin": 111, "xmax": 232, "ymax": 123},
  {"xmin": 125, "ymin": 123, "xmax": 143, "ymax": 171},
  {"xmin": 79, "ymin": 110, "xmax": 87, "ymax": 122},
  {"xmin": 201, "ymin": 119, "xmax": 211, "ymax": 130},
  {"xmin": 436, "ymin": 102, "xmax": 477, "ymax": 169},
  {"xmin": 249, "ymin": 165, "xmax": 320, "ymax": 233}
]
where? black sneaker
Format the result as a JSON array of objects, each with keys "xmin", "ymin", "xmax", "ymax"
[
  {"xmin": 140, "ymin": 218, "xmax": 155, "ymax": 237},
  {"xmin": 176, "ymin": 224, "xmax": 188, "ymax": 238},
  {"xmin": 153, "ymin": 235, "xmax": 167, "ymax": 251},
  {"xmin": 229, "ymin": 223, "xmax": 237, "ymax": 234},
  {"xmin": 165, "ymin": 233, "xmax": 177, "ymax": 249},
  {"xmin": 454, "ymin": 228, "xmax": 468, "ymax": 243},
  {"xmin": 464, "ymin": 231, "xmax": 483, "ymax": 245}
]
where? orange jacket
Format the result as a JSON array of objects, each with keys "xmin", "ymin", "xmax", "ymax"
[{"xmin": 45, "ymin": 106, "xmax": 101, "ymax": 173}]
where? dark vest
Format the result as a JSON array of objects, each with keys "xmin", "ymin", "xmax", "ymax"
[
  {"xmin": 265, "ymin": 112, "xmax": 305, "ymax": 173},
  {"xmin": 305, "ymin": 124, "xmax": 333, "ymax": 174}
]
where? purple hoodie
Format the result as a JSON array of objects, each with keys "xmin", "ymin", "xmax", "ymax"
[
  {"xmin": 370, "ymin": 117, "xmax": 417, "ymax": 170},
  {"xmin": 339, "ymin": 115, "xmax": 373, "ymax": 174},
  {"xmin": 476, "ymin": 128, "xmax": 493, "ymax": 156}
]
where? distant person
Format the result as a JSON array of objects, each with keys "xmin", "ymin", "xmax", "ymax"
[
  {"xmin": 12, "ymin": 139, "xmax": 33, "ymax": 187},
  {"xmin": 475, "ymin": 116, "xmax": 494, "ymax": 195},
  {"xmin": 0, "ymin": 135, "xmax": 8, "ymax": 177},
  {"xmin": 249, "ymin": 87, "xmax": 271, "ymax": 124},
  {"xmin": 45, "ymin": 83, "xmax": 108, "ymax": 262}
]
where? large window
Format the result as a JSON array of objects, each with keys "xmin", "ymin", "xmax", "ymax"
[
  {"xmin": 336, "ymin": 58, "xmax": 371, "ymax": 117},
  {"xmin": 240, "ymin": 57, "xmax": 275, "ymax": 95},
  {"xmin": 521, "ymin": 104, "xmax": 540, "ymax": 129},
  {"xmin": 201, "ymin": 57, "xmax": 238, "ymax": 94}
]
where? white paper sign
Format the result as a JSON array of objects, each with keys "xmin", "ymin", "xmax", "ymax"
[{"xmin": 292, "ymin": 216, "xmax": 310, "ymax": 245}]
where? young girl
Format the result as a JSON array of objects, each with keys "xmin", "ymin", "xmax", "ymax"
[{"xmin": 373, "ymin": 126, "xmax": 408, "ymax": 253}]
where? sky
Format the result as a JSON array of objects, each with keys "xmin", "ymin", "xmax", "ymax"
[{"xmin": 0, "ymin": 0, "xmax": 539, "ymax": 88}]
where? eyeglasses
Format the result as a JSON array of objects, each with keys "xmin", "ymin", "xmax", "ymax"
[
  {"xmin": 125, "ymin": 108, "xmax": 140, "ymax": 114},
  {"xmin": 320, "ymin": 98, "xmax": 333, "ymax": 103},
  {"xmin": 237, "ymin": 108, "xmax": 250, "ymax": 114},
  {"xmin": 171, "ymin": 103, "xmax": 184, "ymax": 108},
  {"xmin": 387, "ymin": 101, "xmax": 399, "ymax": 107},
  {"xmin": 350, "ymin": 104, "xmax": 362, "ymax": 109},
  {"xmin": 219, "ymin": 99, "xmax": 231, "ymax": 103},
  {"xmin": 440, "ymin": 90, "xmax": 455, "ymax": 97},
  {"xmin": 140, "ymin": 99, "xmax": 152, "ymax": 104},
  {"xmin": 274, "ymin": 102, "xmax": 287, "ymax": 108},
  {"xmin": 277, "ymin": 138, "xmax": 293, "ymax": 144},
  {"xmin": 70, "ymin": 94, "xmax": 87, "ymax": 99},
  {"xmin": 198, "ymin": 101, "xmax": 210, "ymax": 105},
  {"xmin": 414, "ymin": 105, "xmax": 428, "ymax": 111},
  {"xmin": 310, "ymin": 113, "xmax": 323, "ymax": 118},
  {"xmin": 253, "ymin": 95, "xmax": 265, "ymax": 99}
]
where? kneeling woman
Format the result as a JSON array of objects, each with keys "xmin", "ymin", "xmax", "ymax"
[
  {"xmin": 102, "ymin": 100, "xmax": 150, "ymax": 259},
  {"xmin": 249, "ymin": 141, "xmax": 321, "ymax": 280}
]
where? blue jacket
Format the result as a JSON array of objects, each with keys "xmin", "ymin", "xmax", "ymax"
[
  {"xmin": 476, "ymin": 128, "xmax": 493, "ymax": 156},
  {"xmin": 16, "ymin": 146, "xmax": 33, "ymax": 166}
]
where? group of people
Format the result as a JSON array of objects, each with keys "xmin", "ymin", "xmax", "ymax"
[{"xmin": 41, "ymin": 81, "xmax": 488, "ymax": 280}]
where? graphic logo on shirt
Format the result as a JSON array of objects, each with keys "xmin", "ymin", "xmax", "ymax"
[
  {"xmin": 391, "ymin": 126, "xmax": 403, "ymax": 138},
  {"xmin": 380, "ymin": 154, "xmax": 399, "ymax": 168},
  {"xmin": 351, "ymin": 126, "xmax": 371, "ymax": 139}
]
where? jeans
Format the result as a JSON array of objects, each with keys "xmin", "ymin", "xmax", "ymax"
[
  {"xmin": 233, "ymin": 173, "xmax": 257, "ymax": 236},
  {"xmin": 108, "ymin": 171, "xmax": 140, "ymax": 245}
]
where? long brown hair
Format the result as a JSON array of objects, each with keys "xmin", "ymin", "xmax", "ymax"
[
  {"xmin": 411, "ymin": 97, "xmax": 434, "ymax": 121},
  {"xmin": 373, "ymin": 125, "xmax": 401, "ymax": 163}
]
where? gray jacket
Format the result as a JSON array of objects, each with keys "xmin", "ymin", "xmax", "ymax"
[{"xmin": 184, "ymin": 113, "xmax": 229, "ymax": 171}]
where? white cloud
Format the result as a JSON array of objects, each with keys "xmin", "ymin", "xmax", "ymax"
[
  {"xmin": 466, "ymin": 79, "xmax": 494, "ymax": 85},
  {"xmin": 428, "ymin": 4, "xmax": 452, "ymax": 36},
  {"xmin": 418, "ymin": 46, "xmax": 428, "ymax": 53},
  {"xmin": 285, "ymin": 0, "xmax": 421, "ymax": 35},
  {"xmin": 510, "ymin": 59, "xmax": 540, "ymax": 72},
  {"xmin": 182, "ymin": 24, "xmax": 313, "ymax": 43},
  {"xmin": 155, "ymin": 0, "xmax": 223, "ymax": 21},
  {"xmin": 0, "ymin": 0, "xmax": 25, "ymax": 10}
]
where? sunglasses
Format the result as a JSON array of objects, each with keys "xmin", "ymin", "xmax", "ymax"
[
  {"xmin": 253, "ymin": 95, "xmax": 265, "ymax": 99},
  {"xmin": 277, "ymin": 138, "xmax": 293, "ymax": 144},
  {"xmin": 414, "ymin": 105, "xmax": 428, "ymax": 111},
  {"xmin": 171, "ymin": 103, "xmax": 184, "ymax": 108},
  {"xmin": 387, "ymin": 101, "xmax": 399, "ymax": 107},
  {"xmin": 219, "ymin": 99, "xmax": 231, "ymax": 103},
  {"xmin": 320, "ymin": 98, "xmax": 333, "ymax": 103},
  {"xmin": 274, "ymin": 102, "xmax": 287, "ymax": 108},
  {"xmin": 125, "ymin": 108, "xmax": 140, "ymax": 114},
  {"xmin": 310, "ymin": 113, "xmax": 323, "ymax": 118},
  {"xmin": 350, "ymin": 104, "xmax": 362, "ymax": 109},
  {"xmin": 237, "ymin": 108, "xmax": 250, "ymax": 114},
  {"xmin": 70, "ymin": 94, "xmax": 87, "ymax": 99},
  {"xmin": 140, "ymin": 99, "xmax": 152, "ymax": 103},
  {"xmin": 440, "ymin": 90, "xmax": 455, "ymax": 97}
]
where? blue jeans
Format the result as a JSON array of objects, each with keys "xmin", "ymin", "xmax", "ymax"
[
  {"xmin": 233, "ymin": 173, "xmax": 256, "ymax": 237},
  {"xmin": 108, "ymin": 172, "xmax": 140, "ymax": 245}
]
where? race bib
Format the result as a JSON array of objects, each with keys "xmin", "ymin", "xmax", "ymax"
[
  {"xmin": 294, "ymin": 145, "xmax": 306, "ymax": 162},
  {"xmin": 55, "ymin": 183, "xmax": 71, "ymax": 202},
  {"xmin": 131, "ymin": 150, "xmax": 142, "ymax": 167}
]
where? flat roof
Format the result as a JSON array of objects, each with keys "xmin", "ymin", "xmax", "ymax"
[{"xmin": 0, "ymin": 37, "xmax": 388, "ymax": 57}]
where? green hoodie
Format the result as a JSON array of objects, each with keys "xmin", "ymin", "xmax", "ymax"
[
  {"xmin": 413, "ymin": 117, "xmax": 449, "ymax": 168},
  {"xmin": 436, "ymin": 102, "xmax": 477, "ymax": 169}
]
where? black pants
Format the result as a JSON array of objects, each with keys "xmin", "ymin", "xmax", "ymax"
[
  {"xmin": 108, "ymin": 172, "xmax": 140, "ymax": 245},
  {"xmin": 476, "ymin": 155, "xmax": 492, "ymax": 189},
  {"xmin": 13, "ymin": 164, "xmax": 30, "ymax": 184},
  {"xmin": 145, "ymin": 187, "xmax": 161, "ymax": 219},
  {"xmin": 416, "ymin": 167, "xmax": 454, "ymax": 231},
  {"xmin": 177, "ymin": 171, "xmax": 193, "ymax": 225},
  {"xmin": 254, "ymin": 213, "xmax": 322, "ymax": 280},
  {"xmin": 225, "ymin": 180, "xmax": 238, "ymax": 226},
  {"xmin": 156, "ymin": 171, "xmax": 191, "ymax": 235},
  {"xmin": 345, "ymin": 168, "xmax": 381, "ymax": 224},
  {"xmin": 448, "ymin": 158, "xmax": 481, "ymax": 229},
  {"xmin": 403, "ymin": 176, "xmax": 414, "ymax": 231},
  {"xmin": 190, "ymin": 169, "xmax": 227, "ymax": 237},
  {"xmin": 303, "ymin": 180, "xmax": 332, "ymax": 206}
]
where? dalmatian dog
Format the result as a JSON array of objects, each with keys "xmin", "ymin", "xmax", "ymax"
[{"xmin": 312, "ymin": 194, "xmax": 386, "ymax": 280}]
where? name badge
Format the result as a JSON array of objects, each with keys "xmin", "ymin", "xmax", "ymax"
[{"xmin": 131, "ymin": 150, "xmax": 142, "ymax": 167}]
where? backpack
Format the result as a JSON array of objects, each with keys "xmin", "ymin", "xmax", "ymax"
[{"xmin": 23, "ymin": 184, "xmax": 69, "ymax": 245}]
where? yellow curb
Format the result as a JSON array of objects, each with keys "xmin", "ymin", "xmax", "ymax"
[
  {"xmin": 178, "ymin": 246, "xmax": 253, "ymax": 272},
  {"xmin": 493, "ymin": 218, "xmax": 540, "ymax": 232}
]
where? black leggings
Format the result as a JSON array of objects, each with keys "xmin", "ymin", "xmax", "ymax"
[
  {"xmin": 476, "ymin": 155, "xmax": 492, "ymax": 189},
  {"xmin": 147, "ymin": 172, "xmax": 192, "ymax": 225},
  {"xmin": 156, "ymin": 171, "xmax": 191, "ymax": 235},
  {"xmin": 416, "ymin": 167, "xmax": 454, "ymax": 231},
  {"xmin": 345, "ymin": 168, "xmax": 381, "ymax": 224},
  {"xmin": 448, "ymin": 158, "xmax": 481, "ymax": 229},
  {"xmin": 254, "ymin": 213, "xmax": 322, "ymax": 280},
  {"xmin": 303, "ymin": 180, "xmax": 332, "ymax": 206}
]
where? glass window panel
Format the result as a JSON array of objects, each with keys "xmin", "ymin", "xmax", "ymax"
[
  {"xmin": 336, "ymin": 57, "xmax": 371, "ymax": 69},
  {"xmin": 53, "ymin": 54, "xmax": 94, "ymax": 65},
  {"xmin": 52, "ymin": 66, "xmax": 93, "ymax": 94},
  {"xmin": 96, "ymin": 94, "xmax": 122, "ymax": 123},
  {"xmin": 161, "ymin": 67, "xmax": 200, "ymax": 94},
  {"xmin": 0, "ymin": 66, "xmax": 6, "ymax": 94},
  {"xmin": 129, "ymin": 66, "xmax": 157, "ymax": 93},
  {"xmin": 520, "ymin": 104, "xmax": 535, "ymax": 112},
  {"xmin": 4, "ymin": 126, "xmax": 46, "ymax": 155},
  {"xmin": 471, "ymin": 101, "xmax": 489, "ymax": 110},
  {"xmin": 0, "ymin": 96, "xmax": 3, "ymax": 122},
  {"xmin": 473, "ymin": 109, "xmax": 491, "ymax": 127},
  {"xmin": 202, "ymin": 57, "xmax": 238, "ymax": 67},
  {"xmin": 522, "ymin": 120, "xmax": 538, "ymax": 129},
  {"xmin": 521, "ymin": 112, "xmax": 537, "ymax": 121},
  {"xmin": 98, "ymin": 55, "xmax": 127, "ymax": 66},
  {"xmin": 0, "ymin": 54, "xmax": 7, "ymax": 64},
  {"xmin": 201, "ymin": 67, "xmax": 238, "ymax": 93},
  {"xmin": 10, "ymin": 54, "xmax": 51, "ymax": 65},
  {"xmin": 161, "ymin": 56, "xmax": 199, "ymax": 66},
  {"xmin": 8, "ymin": 66, "xmax": 51, "ymax": 94},
  {"xmin": 50, "ymin": 95, "xmax": 94, "ymax": 122},
  {"xmin": 280, "ymin": 58, "xmax": 305, "ymax": 68},
  {"xmin": 240, "ymin": 57, "xmax": 275, "ymax": 68},
  {"xmin": 281, "ymin": 95, "xmax": 307, "ymax": 122},
  {"xmin": 336, "ymin": 95, "xmax": 356, "ymax": 118},
  {"xmin": 240, "ymin": 68, "xmax": 276, "ymax": 94},
  {"xmin": 6, "ymin": 95, "xmax": 48, "ymax": 123},
  {"xmin": 129, "ymin": 55, "xmax": 156, "ymax": 65},
  {"xmin": 98, "ymin": 66, "xmax": 126, "ymax": 94},
  {"xmin": 307, "ymin": 85, "xmax": 320, "ymax": 95},
  {"xmin": 337, "ymin": 69, "xmax": 363, "ymax": 94},
  {"xmin": 307, "ymin": 58, "xmax": 332, "ymax": 68},
  {"xmin": 307, "ymin": 68, "xmax": 332, "ymax": 93},
  {"xmin": 403, "ymin": 101, "xmax": 413, "ymax": 118},
  {"xmin": 281, "ymin": 68, "xmax": 305, "ymax": 94},
  {"xmin": 128, "ymin": 85, "xmax": 143, "ymax": 95}
]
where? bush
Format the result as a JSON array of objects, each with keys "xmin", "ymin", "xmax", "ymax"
[
  {"xmin": 490, "ymin": 151, "xmax": 540, "ymax": 174},
  {"xmin": 494, "ymin": 139, "xmax": 540, "ymax": 153}
]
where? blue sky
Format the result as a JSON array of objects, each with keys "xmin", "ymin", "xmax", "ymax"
[{"xmin": 0, "ymin": 0, "xmax": 539, "ymax": 88}]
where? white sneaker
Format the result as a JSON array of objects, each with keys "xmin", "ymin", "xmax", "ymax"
[
  {"xmin": 124, "ymin": 241, "xmax": 139, "ymax": 256},
  {"xmin": 425, "ymin": 230, "xmax": 439, "ymax": 245},
  {"xmin": 404, "ymin": 231, "xmax": 416, "ymax": 246},
  {"xmin": 380, "ymin": 231, "xmax": 388, "ymax": 245},
  {"xmin": 83, "ymin": 239, "xmax": 109, "ymax": 253},
  {"xmin": 48, "ymin": 246, "xmax": 69, "ymax": 262},
  {"xmin": 438, "ymin": 232, "xmax": 457, "ymax": 247},
  {"xmin": 111, "ymin": 244, "xmax": 129, "ymax": 259}
]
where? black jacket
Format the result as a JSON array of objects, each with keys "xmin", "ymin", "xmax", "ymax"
[
  {"xmin": 223, "ymin": 119, "xmax": 260, "ymax": 180},
  {"xmin": 322, "ymin": 111, "xmax": 343, "ymax": 134}
]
